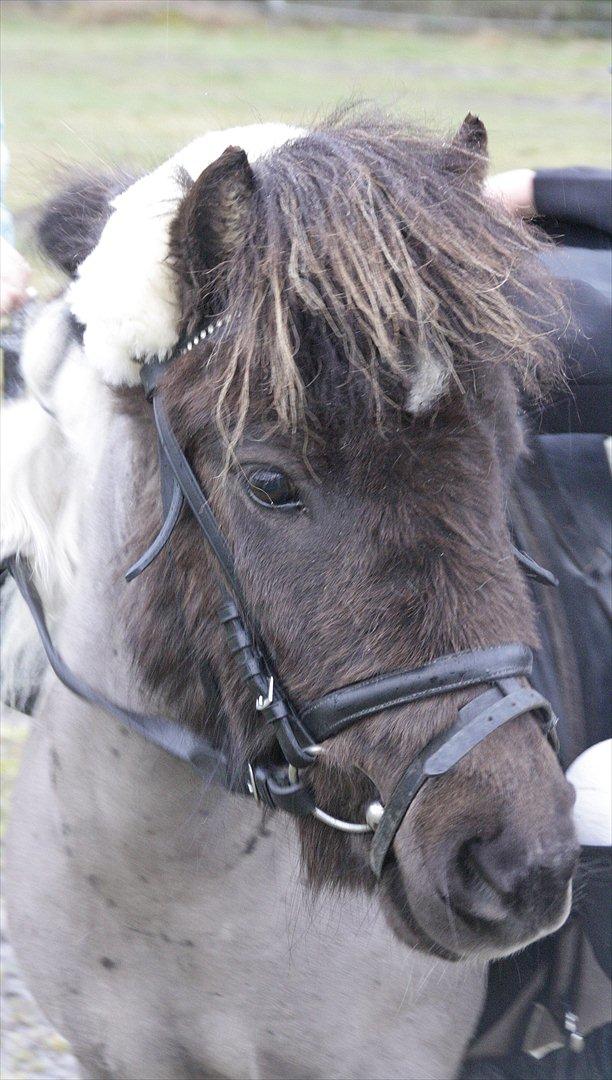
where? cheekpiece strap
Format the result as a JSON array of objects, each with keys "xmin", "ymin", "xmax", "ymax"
[{"xmin": 140, "ymin": 363, "xmax": 316, "ymax": 772}]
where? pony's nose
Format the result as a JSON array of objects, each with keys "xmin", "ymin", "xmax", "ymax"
[{"xmin": 452, "ymin": 827, "xmax": 579, "ymax": 926}]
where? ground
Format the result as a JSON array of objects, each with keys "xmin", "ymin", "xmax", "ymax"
[
  {"xmin": 0, "ymin": 5, "xmax": 609, "ymax": 1078},
  {"xmin": 1, "ymin": 709, "xmax": 80, "ymax": 1078}
]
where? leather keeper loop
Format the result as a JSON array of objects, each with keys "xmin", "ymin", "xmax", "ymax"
[
  {"xmin": 274, "ymin": 719, "xmax": 319, "ymax": 770},
  {"xmin": 250, "ymin": 766, "xmax": 316, "ymax": 816},
  {"xmin": 218, "ymin": 600, "xmax": 241, "ymax": 623},
  {"xmin": 240, "ymin": 653, "xmax": 265, "ymax": 680},
  {"xmin": 226, "ymin": 626, "xmax": 255, "ymax": 654}
]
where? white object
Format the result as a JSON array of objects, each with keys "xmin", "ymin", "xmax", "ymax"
[
  {"xmin": 566, "ymin": 739, "xmax": 612, "ymax": 846},
  {"xmin": 69, "ymin": 123, "xmax": 304, "ymax": 387}
]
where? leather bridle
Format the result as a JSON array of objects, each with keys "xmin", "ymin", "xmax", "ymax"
[{"xmin": 2, "ymin": 316, "xmax": 560, "ymax": 879}]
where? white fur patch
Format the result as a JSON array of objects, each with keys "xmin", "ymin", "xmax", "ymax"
[
  {"xmin": 407, "ymin": 351, "xmax": 450, "ymax": 413},
  {"xmin": 1, "ymin": 301, "xmax": 111, "ymax": 704},
  {"xmin": 566, "ymin": 739, "xmax": 612, "ymax": 846},
  {"xmin": 69, "ymin": 123, "xmax": 304, "ymax": 387},
  {"xmin": 1, "ymin": 303, "xmax": 102, "ymax": 584},
  {"xmin": 19, "ymin": 298, "xmax": 71, "ymax": 408}
]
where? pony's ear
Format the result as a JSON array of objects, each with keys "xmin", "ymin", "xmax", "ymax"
[
  {"xmin": 170, "ymin": 145, "xmax": 256, "ymax": 305},
  {"xmin": 447, "ymin": 114, "xmax": 488, "ymax": 182},
  {"xmin": 454, "ymin": 113, "xmax": 488, "ymax": 156}
]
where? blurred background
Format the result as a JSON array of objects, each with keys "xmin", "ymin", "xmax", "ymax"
[
  {"xmin": 2, "ymin": 0, "xmax": 610, "ymax": 294},
  {"xmin": 0, "ymin": 2, "xmax": 610, "ymax": 1077}
]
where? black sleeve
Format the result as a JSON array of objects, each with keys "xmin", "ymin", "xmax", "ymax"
[
  {"xmin": 534, "ymin": 167, "xmax": 612, "ymax": 240},
  {"xmin": 534, "ymin": 277, "xmax": 611, "ymax": 436}
]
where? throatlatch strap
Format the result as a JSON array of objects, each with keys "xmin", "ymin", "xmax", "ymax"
[
  {"xmin": 1, "ymin": 556, "xmax": 244, "ymax": 792},
  {"xmin": 1, "ymin": 557, "xmax": 317, "ymax": 813},
  {"xmin": 125, "ymin": 476, "xmax": 183, "ymax": 582}
]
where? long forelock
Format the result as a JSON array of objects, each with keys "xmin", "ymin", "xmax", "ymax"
[{"xmin": 203, "ymin": 115, "xmax": 562, "ymax": 449}]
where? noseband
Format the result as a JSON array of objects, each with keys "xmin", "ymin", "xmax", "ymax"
[{"xmin": 3, "ymin": 316, "xmax": 560, "ymax": 878}]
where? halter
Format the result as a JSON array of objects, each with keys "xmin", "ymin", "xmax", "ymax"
[{"xmin": 2, "ymin": 315, "xmax": 560, "ymax": 878}]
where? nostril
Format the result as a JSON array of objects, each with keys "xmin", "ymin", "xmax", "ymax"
[
  {"xmin": 457, "ymin": 839, "xmax": 491, "ymax": 893},
  {"xmin": 460, "ymin": 834, "xmax": 578, "ymax": 918},
  {"xmin": 459, "ymin": 836, "xmax": 515, "ymax": 900},
  {"xmin": 451, "ymin": 838, "xmax": 511, "ymax": 923},
  {"xmin": 511, "ymin": 862, "xmax": 575, "ymax": 922}
]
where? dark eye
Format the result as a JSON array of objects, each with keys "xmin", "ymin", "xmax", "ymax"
[{"xmin": 244, "ymin": 467, "xmax": 303, "ymax": 511}]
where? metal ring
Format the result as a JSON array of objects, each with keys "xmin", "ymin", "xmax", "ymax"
[
  {"xmin": 288, "ymin": 764, "xmax": 380, "ymax": 834},
  {"xmin": 305, "ymin": 744, "xmax": 325, "ymax": 757},
  {"xmin": 312, "ymin": 807, "xmax": 373, "ymax": 834}
]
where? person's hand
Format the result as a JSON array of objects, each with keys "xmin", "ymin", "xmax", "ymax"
[
  {"xmin": 484, "ymin": 169, "xmax": 536, "ymax": 218},
  {"xmin": 0, "ymin": 237, "xmax": 32, "ymax": 316}
]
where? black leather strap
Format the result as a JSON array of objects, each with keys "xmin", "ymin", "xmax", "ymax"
[
  {"xmin": 139, "ymin": 371, "xmax": 317, "ymax": 770},
  {"xmin": 511, "ymin": 544, "xmax": 559, "ymax": 588},
  {"xmin": 1, "ymin": 555, "xmax": 242, "ymax": 787},
  {"xmin": 125, "ymin": 476, "xmax": 183, "ymax": 582},
  {"xmin": 250, "ymin": 765, "xmax": 316, "ymax": 816},
  {"xmin": 302, "ymin": 644, "xmax": 534, "ymax": 743},
  {"xmin": 6, "ymin": 540, "xmax": 560, "ymax": 870},
  {"xmin": 218, "ymin": 600, "xmax": 316, "ymax": 768},
  {"xmin": 369, "ymin": 677, "xmax": 558, "ymax": 878},
  {"xmin": 152, "ymin": 392, "xmax": 243, "ymax": 605},
  {"xmin": 1, "ymin": 556, "xmax": 323, "ymax": 813}
]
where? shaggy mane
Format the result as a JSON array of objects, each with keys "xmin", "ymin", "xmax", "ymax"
[{"xmin": 174, "ymin": 113, "xmax": 563, "ymax": 449}]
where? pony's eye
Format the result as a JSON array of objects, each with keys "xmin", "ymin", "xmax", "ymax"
[{"xmin": 245, "ymin": 467, "xmax": 303, "ymax": 511}]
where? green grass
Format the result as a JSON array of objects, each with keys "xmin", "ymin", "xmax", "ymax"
[{"xmin": 1, "ymin": 7, "xmax": 609, "ymax": 289}]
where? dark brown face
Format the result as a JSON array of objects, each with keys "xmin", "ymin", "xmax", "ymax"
[
  {"xmin": 131, "ymin": 116, "xmax": 577, "ymax": 961},
  {"xmin": 140, "ymin": 357, "xmax": 578, "ymax": 964}
]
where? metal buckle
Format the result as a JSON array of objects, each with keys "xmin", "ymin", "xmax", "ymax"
[
  {"xmin": 565, "ymin": 1011, "xmax": 585, "ymax": 1054},
  {"xmin": 255, "ymin": 677, "xmax": 274, "ymax": 712},
  {"xmin": 246, "ymin": 762, "xmax": 260, "ymax": 803}
]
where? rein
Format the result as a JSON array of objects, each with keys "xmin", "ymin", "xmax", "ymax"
[{"xmin": 2, "ymin": 317, "xmax": 561, "ymax": 879}]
